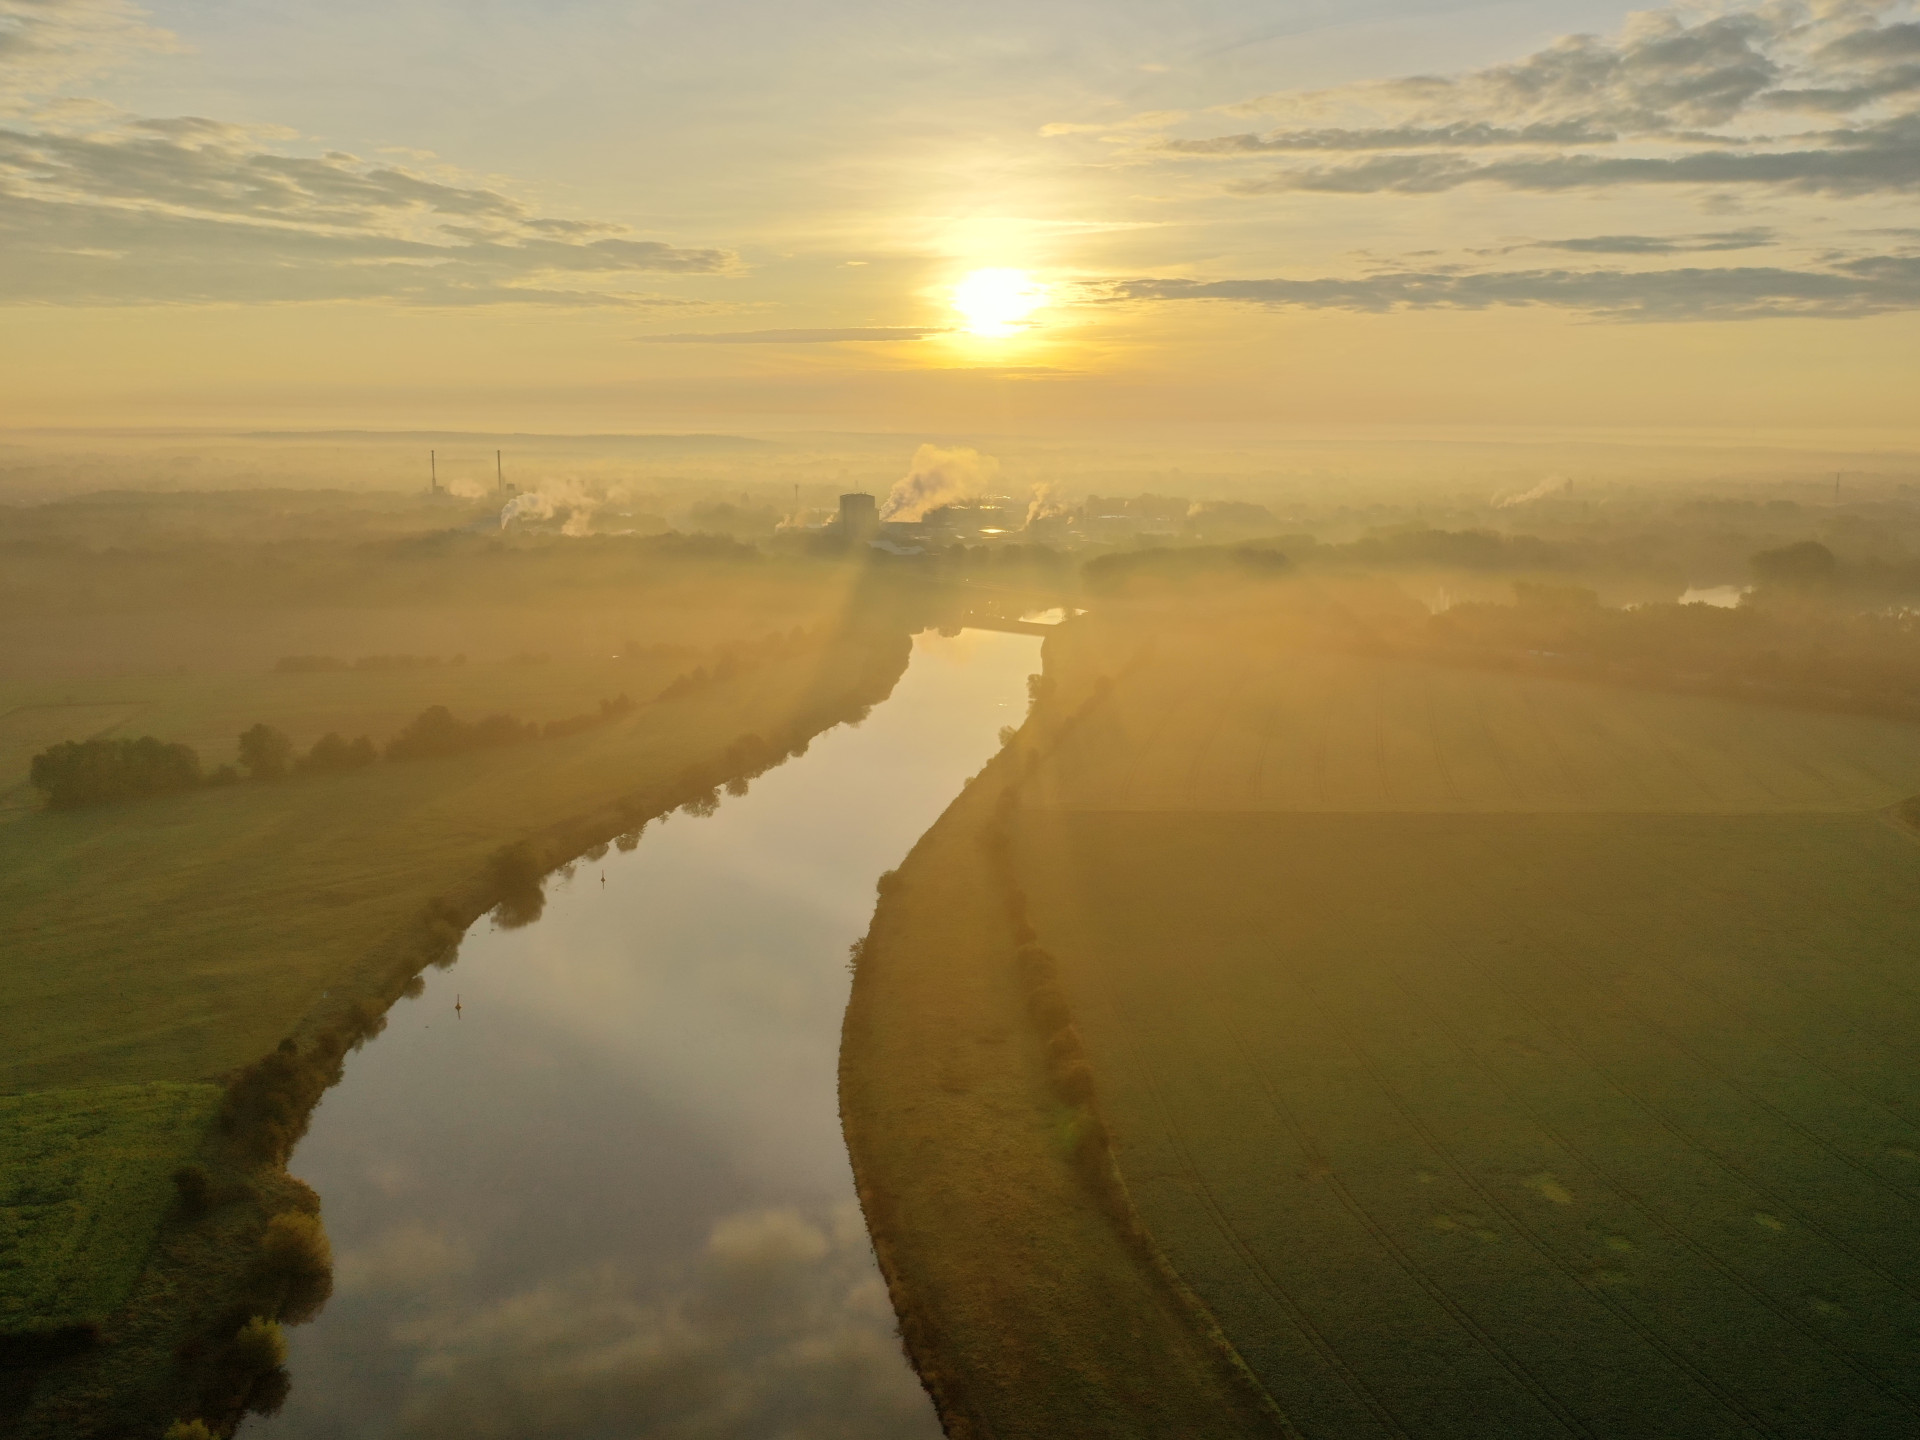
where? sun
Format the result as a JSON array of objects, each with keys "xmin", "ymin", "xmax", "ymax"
[{"xmin": 951, "ymin": 268, "xmax": 1048, "ymax": 338}]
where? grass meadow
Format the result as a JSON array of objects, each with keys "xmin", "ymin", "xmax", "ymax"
[
  {"xmin": 985, "ymin": 616, "xmax": 1920, "ymax": 1437},
  {"xmin": 0, "ymin": 1085, "xmax": 220, "ymax": 1335},
  {"xmin": 0, "ymin": 626, "xmax": 905, "ymax": 1094}
]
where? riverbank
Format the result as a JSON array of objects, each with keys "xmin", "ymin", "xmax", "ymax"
[
  {"xmin": 4, "ymin": 621, "xmax": 913, "ymax": 1439},
  {"xmin": 838, "ymin": 632, "xmax": 1283, "ymax": 1439}
]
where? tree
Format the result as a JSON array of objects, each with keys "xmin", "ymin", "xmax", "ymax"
[
  {"xmin": 298, "ymin": 732, "xmax": 376, "ymax": 774},
  {"xmin": 29, "ymin": 736, "xmax": 201, "ymax": 808},
  {"xmin": 237, "ymin": 723, "xmax": 294, "ymax": 780},
  {"xmin": 1751, "ymin": 540, "xmax": 1837, "ymax": 591}
]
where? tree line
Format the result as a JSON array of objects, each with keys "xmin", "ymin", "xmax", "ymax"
[{"xmin": 28, "ymin": 694, "xmax": 637, "ymax": 809}]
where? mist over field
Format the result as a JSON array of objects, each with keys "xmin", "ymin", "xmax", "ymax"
[{"xmin": 9, "ymin": 1, "xmax": 1920, "ymax": 1437}]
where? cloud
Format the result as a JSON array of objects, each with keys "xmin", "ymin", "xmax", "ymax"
[
  {"xmin": 638, "ymin": 327, "xmax": 946, "ymax": 343},
  {"xmin": 1101, "ymin": 254, "xmax": 1920, "ymax": 320},
  {"xmin": 1526, "ymin": 228, "xmax": 1776, "ymax": 254},
  {"xmin": 0, "ymin": 117, "xmax": 733, "ymax": 304},
  {"xmin": 0, "ymin": 0, "xmax": 177, "ymax": 102},
  {"xmin": 1164, "ymin": 120, "xmax": 1620, "ymax": 154},
  {"xmin": 1142, "ymin": 3, "xmax": 1920, "ymax": 197},
  {"xmin": 1228, "ymin": 114, "xmax": 1920, "ymax": 196}
]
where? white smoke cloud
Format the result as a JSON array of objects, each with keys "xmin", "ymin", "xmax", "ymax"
[
  {"xmin": 1024, "ymin": 482, "xmax": 1070, "ymax": 528},
  {"xmin": 878, "ymin": 444, "xmax": 1001, "ymax": 522},
  {"xmin": 1494, "ymin": 474, "xmax": 1570, "ymax": 508},
  {"xmin": 498, "ymin": 477, "xmax": 618, "ymax": 535}
]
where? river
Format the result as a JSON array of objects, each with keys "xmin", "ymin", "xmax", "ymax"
[{"xmin": 246, "ymin": 627, "xmax": 1042, "ymax": 1440}]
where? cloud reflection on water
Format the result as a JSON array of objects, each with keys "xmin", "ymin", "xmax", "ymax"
[{"xmin": 388, "ymin": 1204, "xmax": 933, "ymax": 1440}]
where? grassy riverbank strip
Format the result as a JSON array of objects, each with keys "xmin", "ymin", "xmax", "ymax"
[
  {"xmin": 3, "ymin": 622, "xmax": 913, "ymax": 1438},
  {"xmin": 839, "ymin": 640, "xmax": 1284, "ymax": 1439}
]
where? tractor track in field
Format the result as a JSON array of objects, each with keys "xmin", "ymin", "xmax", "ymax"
[
  {"xmin": 1446, "ymin": 832, "xmax": 1920, "ymax": 1219},
  {"xmin": 1376, "ymin": 941, "xmax": 1920, "ymax": 1424},
  {"xmin": 1211, "ymin": 1001, "xmax": 1603, "ymax": 1440},
  {"xmin": 1086, "ymin": 958, "xmax": 1411, "ymax": 1440},
  {"xmin": 1413, "ymin": 870, "xmax": 1920, "ymax": 1315}
]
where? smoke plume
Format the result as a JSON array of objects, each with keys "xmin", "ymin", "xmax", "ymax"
[
  {"xmin": 879, "ymin": 445, "xmax": 1001, "ymax": 522},
  {"xmin": 1025, "ymin": 482, "xmax": 1070, "ymax": 529},
  {"xmin": 1494, "ymin": 475, "xmax": 1570, "ymax": 508},
  {"xmin": 499, "ymin": 477, "xmax": 614, "ymax": 535}
]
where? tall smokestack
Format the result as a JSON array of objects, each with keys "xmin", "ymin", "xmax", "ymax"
[
  {"xmin": 430, "ymin": 449, "xmax": 438, "ymax": 495},
  {"xmin": 497, "ymin": 450, "xmax": 504, "ymax": 495}
]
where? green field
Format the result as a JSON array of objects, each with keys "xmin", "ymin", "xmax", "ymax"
[
  {"xmin": 1029, "ymin": 645, "xmax": 1920, "ymax": 813},
  {"xmin": 1018, "ymin": 810, "xmax": 1920, "ymax": 1438},
  {"xmin": 0, "ymin": 1085, "xmax": 221, "ymax": 1335},
  {"xmin": 0, "ymin": 634, "xmax": 897, "ymax": 1094},
  {"xmin": 848, "ymin": 604, "xmax": 1920, "ymax": 1438}
]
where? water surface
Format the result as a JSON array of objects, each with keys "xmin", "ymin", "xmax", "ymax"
[{"xmin": 249, "ymin": 628, "xmax": 1040, "ymax": 1439}]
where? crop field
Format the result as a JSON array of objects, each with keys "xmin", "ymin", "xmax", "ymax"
[
  {"xmin": 1000, "ymin": 627, "xmax": 1920, "ymax": 1437},
  {"xmin": 0, "ymin": 1084, "xmax": 220, "ymax": 1334},
  {"xmin": 1027, "ymin": 644, "xmax": 1920, "ymax": 813}
]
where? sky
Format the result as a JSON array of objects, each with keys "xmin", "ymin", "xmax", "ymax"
[{"xmin": 3, "ymin": 0, "xmax": 1919, "ymax": 440}]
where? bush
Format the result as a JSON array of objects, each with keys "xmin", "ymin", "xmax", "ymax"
[
  {"xmin": 488, "ymin": 839, "xmax": 547, "ymax": 928},
  {"xmin": 298, "ymin": 732, "xmax": 377, "ymax": 774},
  {"xmin": 219, "ymin": 1038, "xmax": 341, "ymax": 1162},
  {"xmin": 1026, "ymin": 981, "xmax": 1070, "ymax": 1032},
  {"xmin": 229, "ymin": 1316, "xmax": 287, "ymax": 1374},
  {"xmin": 259, "ymin": 1210, "xmax": 334, "ymax": 1323},
  {"xmin": 29, "ymin": 736, "xmax": 201, "ymax": 808},
  {"xmin": 165, "ymin": 1420, "xmax": 215, "ymax": 1440},
  {"xmin": 259, "ymin": 1211, "xmax": 331, "ymax": 1286},
  {"xmin": 273, "ymin": 654, "xmax": 345, "ymax": 673},
  {"xmin": 386, "ymin": 705, "xmax": 538, "ymax": 761},
  {"xmin": 171, "ymin": 1164, "xmax": 212, "ymax": 1217}
]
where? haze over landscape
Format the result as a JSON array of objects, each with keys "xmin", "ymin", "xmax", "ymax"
[{"xmin": 7, "ymin": 4, "xmax": 1920, "ymax": 1439}]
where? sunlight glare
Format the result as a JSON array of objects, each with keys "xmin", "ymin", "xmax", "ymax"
[{"xmin": 951, "ymin": 269, "xmax": 1048, "ymax": 338}]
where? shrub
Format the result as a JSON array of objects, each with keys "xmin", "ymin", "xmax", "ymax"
[
  {"xmin": 299, "ymin": 732, "xmax": 377, "ymax": 774},
  {"xmin": 260, "ymin": 1211, "xmax": 331, "ymax": 1283},
  {"xmin": 29, "ymin": 736, "xmax": 201, "ymax": 808},
  {"xmin": 386, "ymin": 705, "xmax": 536, "ymax": 762},
  {"xmin": 488, "ymin": 839, "xmax": 547, "ymax": 928},
  {"xmin": 165, "ymin": 1420, "xmax": 215, "ymax": 1440},
  {"xmin": 259, "ymin": 1210, "xmax": 334, "ymax": 1322},
  {"xmin": 219, "ymin": 1038, "xmax": 342, "ymax": 1162},
  {"xmin": 171, "ymin": 1164, "xmax": 213, "ymax": 1217},
  {"xmin": 272, "ymin": 655, "xmax": 345, "ymax": 673},
  {"xmin": 1053, "ymin": 1059, "xmax": 1096, "ymax": 1106},
  {"xmin": 1027, "ymin": 981, "xmax": 1071, "ymax": 1032},
  {"xmin": 229, "ymin": 1317, "xmax": 287, "ymax": 1374}
]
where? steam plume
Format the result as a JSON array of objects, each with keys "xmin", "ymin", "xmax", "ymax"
[
  {"xmin": 499, "ymin": 477, "xmax": 617, "ymax": 535},
  {"xmin": 1025, "ymin": 482, "xmax": 1070, "ymax": 528},
  {"xmin": 879, "ymin": 444, "xmax": 1001, "ymax": 522},
  {"xmin": 1494, "ymin": 474, "xmax": 1570, "ymax": 508}
]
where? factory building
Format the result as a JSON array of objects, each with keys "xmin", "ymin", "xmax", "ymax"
[{"xmin": 837, "ymin": 492, "xmax": 879, "ymax": 538}]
